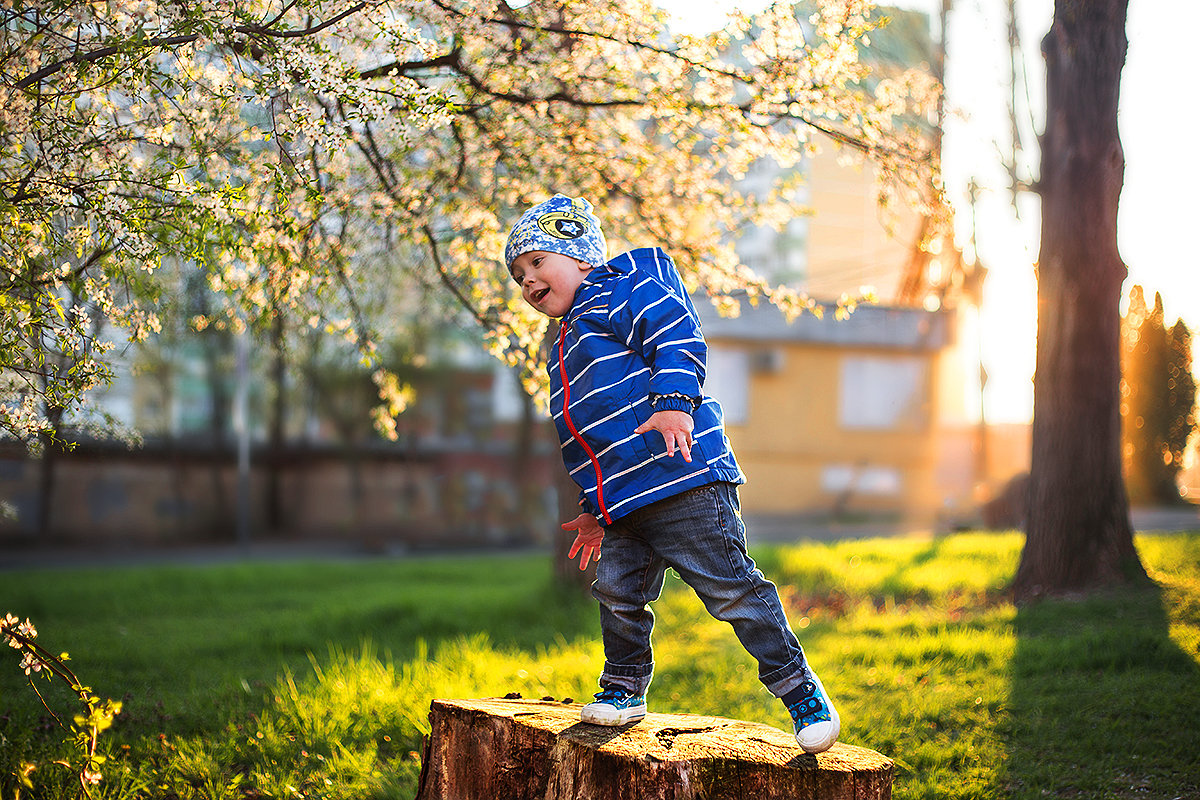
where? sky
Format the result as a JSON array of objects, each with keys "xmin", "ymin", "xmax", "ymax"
[{"xmin": 657, "ymin": 0, "xmax": 1200, "ymax": 424}]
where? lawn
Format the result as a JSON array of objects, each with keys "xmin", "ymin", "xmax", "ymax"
[{"xmin": 2, "ymin": 532, "xmax": 1199, "ymax": 799}]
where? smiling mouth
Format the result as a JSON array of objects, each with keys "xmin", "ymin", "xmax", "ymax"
[{"xmin": 533, "ymin": 287, "xmax": 550, "ymax": 303}]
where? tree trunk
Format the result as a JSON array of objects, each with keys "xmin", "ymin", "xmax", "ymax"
[
  {"xmin": 415, "ymin": 698, "xmax": 892, "ymax": 800},
  {"xmin": 193, "ymin": 277, "xmax": 232, "ymax": 532},
  {"xmin": 34, "ymin": 412, "xmax": 63, "ymax": 541},
  {"xmin": 1013, "ymin": 0, "xmax": 1146, "ymax": 601},
  {"xmin": 543, "ymin": 319, "xmax": 598, "ymax": 589},
  {"xmin": 267, "ymin": 310, "xmax": 286, "ymax": 533},
  {"xmin": 513, "ymin": 377, "xmax": 542, "ymax": 541},
  {"xmin": 553, "ymin": 448, "xmax": 598, "ymax": 589},
  {"xmin": 204, "ymin": 327, "xmax": 232, "ymax": 528}
]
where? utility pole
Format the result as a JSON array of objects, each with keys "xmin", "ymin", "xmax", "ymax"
[
  {"xmin": 967, "ymin": 180, "xmax": 989, "ymax": 488},
  {"xmin": 895, "ymin": 0, "xmax": 951, "ymax": 306},
  {"xmin": 234, "ymin": 324, "xmax": 252, "ymax": 547}
]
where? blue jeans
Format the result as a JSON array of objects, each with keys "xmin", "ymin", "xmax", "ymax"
[{"xmin": 592, "ymin": 482, "xmax": 810, "ymax": 699}]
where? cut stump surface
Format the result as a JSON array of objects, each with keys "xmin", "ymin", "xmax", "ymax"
[{"xmin": 415, "ymin": 698, "xmax": 893, "ymax": 799}]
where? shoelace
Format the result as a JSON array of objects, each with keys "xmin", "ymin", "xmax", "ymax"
[
  {"xmin": 593, "ymin": 688, "xmax": 635, "ymax": 704},
  {"xmin": 788, "ymin": 680, "xmax": 831, "ymax": 726}
]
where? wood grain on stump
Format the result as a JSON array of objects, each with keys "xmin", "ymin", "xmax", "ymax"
[{"xmin": 415, "ymin": 698, "xmax": 892, "ymax": 799}]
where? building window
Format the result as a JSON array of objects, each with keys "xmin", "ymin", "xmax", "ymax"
[
  {"xmin": 492, "ymin": 365, "xmax": 524, "ymax": 423},
  {"xmin": 821, "ymin": 464, "xmax": 902, "ymax": 496},
  {"xmin": 839, "ymin": 355, "xmax": 928, "ymax": 430},
  {"xmin": 705, "ymin": 346, "xmax": 749, "ymax": 425}
]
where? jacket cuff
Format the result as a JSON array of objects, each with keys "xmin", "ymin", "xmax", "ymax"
[{"xmin": 649, "ymin": 392, "xmax": 701, "ymax": 413}]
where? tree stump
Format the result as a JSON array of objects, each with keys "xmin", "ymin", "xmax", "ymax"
[{"xmin": 414, "ymin": 698, "xmax": 893, "ymax": 800}]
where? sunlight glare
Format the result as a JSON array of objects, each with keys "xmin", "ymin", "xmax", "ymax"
[
  {"xmin": 655, "ymin": 0, "xmax": 770, "ymax": 34},
  {"xmin": 652, "ymin": 0, "xmax": 1195, "ymax": 424}
]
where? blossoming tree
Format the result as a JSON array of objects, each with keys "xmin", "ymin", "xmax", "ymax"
[{"xmin": 1, "ymin": 0, "xmax": 942, "ymax": 448}]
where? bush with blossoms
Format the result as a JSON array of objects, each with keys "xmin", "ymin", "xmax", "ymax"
[{"xmin": 2, "ymin": 614, "xmax": 122, "ymax": 797}]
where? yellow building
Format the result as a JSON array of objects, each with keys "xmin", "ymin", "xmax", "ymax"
[
  {"xmin": 710, "ymin": 135, "xmax": 1034, "ymax": 525},
  {"xmin": 684, "ymin": 4, "xmax": 1039, "ymax": 525},
  {"xmin": 699, "ymin": 299, "xmax": 960, "ymax": 524}
]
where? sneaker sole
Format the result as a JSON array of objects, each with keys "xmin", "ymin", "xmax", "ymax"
[
  {"xmin": 795, "ymin": 671, "xmax": 841, "ymax": 754},
  {"xmin": 796, "ymin": 719, "xmax": 840, "ymax": 754},
  {"xmin": 581, "ymin": 703, "xmax": 647, "ymax": 726}
]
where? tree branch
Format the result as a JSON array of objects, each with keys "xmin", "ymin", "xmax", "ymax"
[
  {"xmin": 425, "ymin": 0, "xmax": 744, "ymax": 81},
  {"xmin": 357, "ymin": 50, "xmax": 461, "ymax": 80},
  {"xmin": 15, "ymin": 4, "xmax": 370, "ymax": 91},
  {"xmin": 239, "ymin": 2, "xmax": 368, "ymax": 40},
  {"xmin": 421, "ymin": 225, "xmax": 500, "ymax": 330},
  {"xmin": 16, "ymin": 35, "xmax": 199, "ymax": 90},
  {"xmin": 353, "ymin": 12, "xmax": 928, "ymax": 166},
  {"xmin": 259, "ymin": 0, "xmax": 304, "ymax": 31}
]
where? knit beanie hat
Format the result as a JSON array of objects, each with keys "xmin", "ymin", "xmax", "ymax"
[{"xmin": 504, "ymin": 194, "xmax": 607, "ymax": 271}]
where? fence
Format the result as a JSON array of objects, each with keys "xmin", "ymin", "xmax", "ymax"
[{"xmin": 0, "ymin": 440, "xmax": 560, "ymax": 551}]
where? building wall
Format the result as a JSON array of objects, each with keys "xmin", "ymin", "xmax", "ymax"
[
  {"xmin": 711, "ymin": 337, "xmax": 944, "ymax": 519},
  {"xmin": 804, "ymin": 149, "xmax": 924, "ymax": 301},
  {"xmin": 0, "ymin": 444, "xmax": 559, "ymax": 549}
]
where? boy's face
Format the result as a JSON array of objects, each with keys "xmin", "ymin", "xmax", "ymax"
[{"xmin": 509, "ymin": 250, "xmax": 592, "ymax": 318}]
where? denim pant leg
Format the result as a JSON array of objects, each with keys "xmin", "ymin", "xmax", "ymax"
[
  {"xmin": 641, "ymin": 483, "xmax": 810, "ymax": 698},
  {"xmin": 592, "ymin": 522, "xmax": 666, "ymax": 696}
]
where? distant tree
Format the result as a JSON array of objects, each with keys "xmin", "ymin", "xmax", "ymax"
[
  {"xmin": 1165, "ymin": 319, "xmax": 1197, "ymax": 493},
  {"xmin": 1186, "ymin": 428, "xmax": 1200, "ymax": 502},
  {"xmin": 1012, "ymin": 0, "xmax": 1148, "ymax": 601},
  {"xmin": 1122, "ymin": 286, "xmax": 1170, "ymax": 503},
  {"xmin": 1121, "ymin": 286, "xmax": 1197, "ymax": 505}
]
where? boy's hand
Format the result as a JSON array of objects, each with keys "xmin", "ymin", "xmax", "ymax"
[
  {"xmin": 564, "ymin": 513, "xmax": 604, "ymax": 570},
  {"xmin": 635, "ymin": 410, "xmax": 694, "ymax": 462}
]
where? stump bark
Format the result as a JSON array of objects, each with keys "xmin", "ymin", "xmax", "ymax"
[{"xmin": 414, "ymin": 698, "xmax": 893, "ymax": 800}]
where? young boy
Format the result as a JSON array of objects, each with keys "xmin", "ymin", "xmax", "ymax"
[{"xmin": 504, "ymin": 193, "xmax": 840, "ymax": 754}]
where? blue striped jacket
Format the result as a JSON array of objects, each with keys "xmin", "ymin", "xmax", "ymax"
[{"xmin": 549, "ymin": 247, "xmax": 745, "ymax": 524}]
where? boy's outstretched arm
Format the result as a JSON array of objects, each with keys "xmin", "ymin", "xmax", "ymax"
[
  {"xmin": 564, "ymin": 513, "xmax": 605, "ymax": 570},
  {"xmin": 634, "ymin": 409, "xmax": 694, "ymax": 462}
]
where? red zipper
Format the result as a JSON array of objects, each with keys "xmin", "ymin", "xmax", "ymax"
[{"xmin": 557, "ymin": 321, "xmax": 612, "ymax": 524}]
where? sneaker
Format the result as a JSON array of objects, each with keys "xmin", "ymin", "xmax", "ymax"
[
  {"xmin": 580, "ymin": 687, "xmax": 647, "ymax": 726},
  {"xmin": 786, "ymin": 669, "xmax": 840, "ymax": 754}
]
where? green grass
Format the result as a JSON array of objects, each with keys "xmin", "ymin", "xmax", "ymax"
[
  {"xmin": 4, "ymin": 555, "xmax": 600, "ymax": 731},
  {"xmin": 2, "ymin": 532, "xmax": 1199, "ymax": 799}
]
